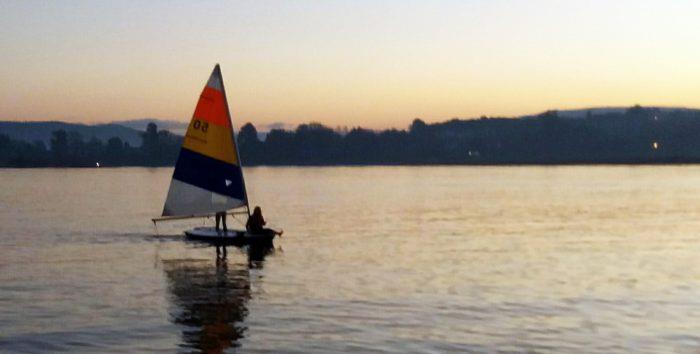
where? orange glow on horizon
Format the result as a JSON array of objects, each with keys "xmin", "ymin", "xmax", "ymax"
[{"xmin": 1, "ymin": 1, "xmax": 700, "ymax": 130}]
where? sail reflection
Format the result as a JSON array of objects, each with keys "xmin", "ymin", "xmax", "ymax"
[{"xmin": 163, "ymin": 253, "xmax": 256, "ymax": 353}]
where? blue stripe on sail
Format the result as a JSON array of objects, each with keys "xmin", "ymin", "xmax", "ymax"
[{"xmin": 172, "ymin": 148, "xmax": 246, "ymax": 201}]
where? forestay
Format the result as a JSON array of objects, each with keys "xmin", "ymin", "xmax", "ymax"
[{"xmin": 159, "ymin": 65, "xmax": 248, "ymax": 219}]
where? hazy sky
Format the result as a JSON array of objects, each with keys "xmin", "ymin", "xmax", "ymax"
[{"xmin": 1, "ymin": 0, "xmax": 699, "ymax": 129}]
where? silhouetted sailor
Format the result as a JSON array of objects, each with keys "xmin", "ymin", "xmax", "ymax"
[
  {"xmin": 246, "ymin": 206, "xmax": 283, "ymax": 236},
  {"xmin": 215, "ymin": 211, "xmax": 227, "ymax": 234},
  {"xmin": 246, "ymin": 207, "xmax": 265, "ymax": 234}
]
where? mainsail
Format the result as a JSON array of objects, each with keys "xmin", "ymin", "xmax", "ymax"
[{"xmin": 159, "ymin": 64, "xmax": 248, "ymax": 218}]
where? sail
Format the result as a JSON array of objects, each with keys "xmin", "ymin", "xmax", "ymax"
[{"xmin": 161, "ymin": 65, "xmax": 247, "ymax": 217}]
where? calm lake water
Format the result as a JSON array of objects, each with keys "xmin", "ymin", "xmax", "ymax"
[{"xmin": 3, "ymin": 166, "xmax": 700, "ymax": 353}]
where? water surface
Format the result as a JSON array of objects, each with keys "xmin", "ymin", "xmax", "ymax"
[{"xmin": 2, "ymin": 166, "xmax": 700, "ymax": 353}]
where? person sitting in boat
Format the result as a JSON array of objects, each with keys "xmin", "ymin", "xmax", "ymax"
[
  {"xmin": 215, "ymin": 211, "xmax": 227, "ymax": 234},
  {"xmin": 246, "ymin": 207, "xmax": 266, "ymax": 234},
  {"xmin": 246, "ymin": 206, "xmax": 282, "ymax": 236}
]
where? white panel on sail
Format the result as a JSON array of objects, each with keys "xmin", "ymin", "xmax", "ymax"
[
  {"xmin": 206, "ymin": 73, "xmax": 223, "ymax": 90},
  {"xmin": 162, "ymin": 179, "xmax": 245, "ymax": 216}
]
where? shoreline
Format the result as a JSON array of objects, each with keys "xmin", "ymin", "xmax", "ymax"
[{"xmin": 4, "ymin": 160, "xmax": 700, "ymax": 169}]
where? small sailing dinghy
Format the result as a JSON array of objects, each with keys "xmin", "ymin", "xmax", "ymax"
[{"xmin": 152, "ymin": 64, "xmax": 276, "ymax": 246}]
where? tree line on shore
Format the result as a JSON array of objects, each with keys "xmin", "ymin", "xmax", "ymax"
[
  {"xmin": 3, "ymin": 105, "xmax": 700, "ymax": 167},
  {"xmin": 0, "ymin": 123, "xmax": 180, "ymax": 167}
]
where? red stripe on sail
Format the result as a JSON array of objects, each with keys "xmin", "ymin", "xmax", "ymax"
[{"xmin": 192, "ymin": 87, "xmax": 231, "ymax": 127}]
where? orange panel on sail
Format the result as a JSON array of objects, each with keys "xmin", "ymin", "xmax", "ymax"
[{"xmin": 192, "ymin": 87, "xmax": 231, "ymax": 127}]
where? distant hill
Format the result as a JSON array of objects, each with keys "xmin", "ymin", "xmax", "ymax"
[
  {"xmin": 110, "ymin": 118, "xmax": 189, "ymax": 135},
  {"xmin": 0, "ymin": 121, "xmax": 144, "ymax": 146},
  {"xmin": 0, "ymin": 118, "xmax": 286, "ymax": 146},
  {"xmin": 523, "ymin": 106, "xmax": 700, "ymax": 119},
  {"xmin": 111, "ymin": 119, "xmax": 291, "ymax": 140},
  {"xmin": 109, "ymin": 118, "xmax": 278, "ymax": 139}
]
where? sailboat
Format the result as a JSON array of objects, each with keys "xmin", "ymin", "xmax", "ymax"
[{"xmin": 152, "ymin": 64, "xmax": 276, "ymax": 245}]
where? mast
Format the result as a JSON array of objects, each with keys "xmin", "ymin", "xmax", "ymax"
[{"xmin": 217, "ymin": 64, "xmax": 251, "ymax": 218}]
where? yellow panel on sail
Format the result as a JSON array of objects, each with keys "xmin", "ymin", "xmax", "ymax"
[{"xmin": 182, "ymin": 120, "xmax": 237, "ymax": 165}]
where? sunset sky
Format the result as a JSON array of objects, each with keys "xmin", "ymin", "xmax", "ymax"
[{"xmin": 2, "ymin": 0, "xmax": 699, "ymax": 129}]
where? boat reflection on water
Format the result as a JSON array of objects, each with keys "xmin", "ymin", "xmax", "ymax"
[{"xmin": 163, "ymin": 245, "xmax": 274, "ymax": 353}]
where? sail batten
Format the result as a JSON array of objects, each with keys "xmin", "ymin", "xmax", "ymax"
[{"xmin": 160, "ymin": 65, "xmax": 248, "ymax": 218}]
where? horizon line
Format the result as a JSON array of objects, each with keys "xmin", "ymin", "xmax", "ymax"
[{"xmin": 2, "ymin": 103, "xmax": 699, "ymax": 129}]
